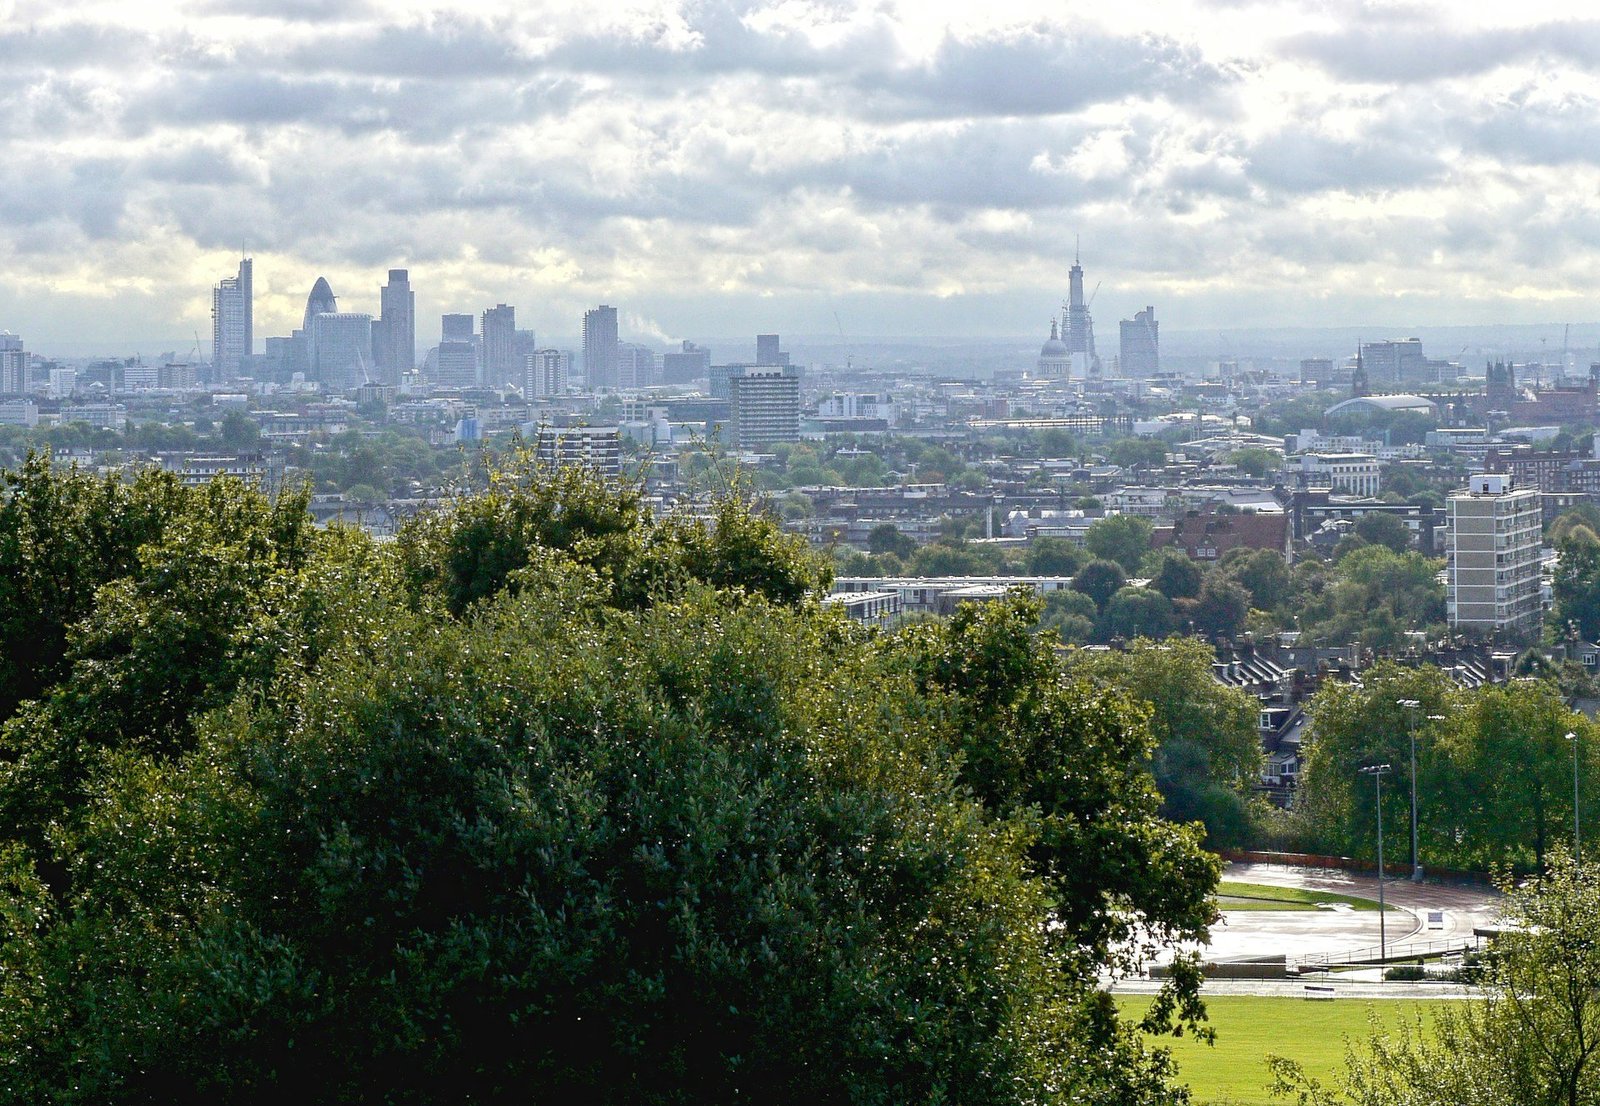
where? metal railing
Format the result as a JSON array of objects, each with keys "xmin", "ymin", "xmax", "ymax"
[{"xmin": 1293, "ymin": 936, "xmax": 1479, "ymax": 973}]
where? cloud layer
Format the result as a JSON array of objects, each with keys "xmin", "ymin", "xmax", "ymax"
[{"xmin": 3, "ymin": 0, "xmax": 1600, "ymax": 351}]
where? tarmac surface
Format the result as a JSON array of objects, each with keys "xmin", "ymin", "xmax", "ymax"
[{"xmin": 1112, "ymin": 861, "xmax": 1502, "ymax": 996}]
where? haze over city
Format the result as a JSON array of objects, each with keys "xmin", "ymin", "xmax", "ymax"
[{"xmin": 6, "ymin": 0, "xmax": 1600, "ymax": 352}]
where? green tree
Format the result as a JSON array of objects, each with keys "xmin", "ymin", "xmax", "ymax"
[
  {"xmin": 1098, "ymin": 587, "xmax": 1177, "ymax": 641},
  {"xmin": 1222, "ymin": 549, "xmax": 1292, "ymax": 611},
  {"xmin": 1151, "ymin": 551, "xmax": 1204, "ymax": 600},
  {"xmin": 1190, "ymin": 577, "xmax": 1250, "ymax": 642},
  {"xmin": 1070, "ymin": 638, "xmax": 1261, "ymax": 847},
  {"xmin": 1027, "ymin": 536, "xmax": 1086, "ymax": 576},
  {"xmin": 218, "ymin": 410, "xmax": 261, "ymax": 451},
  {"xmin": 1085, "ymin": 515, "xmax": 1154, "ymax": 575},
  {"xmin": 866, "ymin": 522, "xmax": 916, "ymax": 559},
  {"xmin": 1555, "ymin": 528, "xmax": 1600, "ymax": 642},
  {"xmin": 1072, "ymin": 559, "xmax": 1127, "ymax": 612},
  {"xmin": 1353, "ymin": 512, "xmax": 1411, "ymax": 554}
]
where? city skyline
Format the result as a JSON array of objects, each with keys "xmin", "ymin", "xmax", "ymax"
[{"xmin": 4, "ymin": 1, "xmax": 1600, "ymax": 350}]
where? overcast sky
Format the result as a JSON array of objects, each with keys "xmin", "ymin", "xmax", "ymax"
[{"xmin": 4, "ymin": 0, "xmax": 1600, "ymax": 354}]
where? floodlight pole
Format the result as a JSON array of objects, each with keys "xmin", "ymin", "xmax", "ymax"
[
  {"xmin": 1361, "ymin": 763, "xmax": 1393, "ymax": 963},
  {"xmin": 1397, "ymin": 699, "xmax": 1422, "ymax": 881}
]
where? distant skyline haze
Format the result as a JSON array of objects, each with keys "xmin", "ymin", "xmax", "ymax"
[{"xmin": 3, "ymin": 0, "xmax": 1600, "ymax": 352}]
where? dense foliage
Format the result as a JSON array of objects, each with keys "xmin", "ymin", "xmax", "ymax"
[{"xmin": 0, "ymin": 453, "xmax": 1219, "ymax": 1104}]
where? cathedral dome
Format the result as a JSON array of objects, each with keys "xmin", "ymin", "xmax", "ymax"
[{"xmin": 1039, "ymin": 319, "xmax": 1068, "ymax": 358}]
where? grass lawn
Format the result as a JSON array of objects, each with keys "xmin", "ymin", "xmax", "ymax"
[
  {"xmin": 1119, "ymin": 995, "xmax": 1446, "ymax": 1106},
  {"xmin": 1217, "ymin": 880, "xmax": 1390, "ymax": 912}
]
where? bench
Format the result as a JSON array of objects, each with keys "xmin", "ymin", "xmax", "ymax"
[{"xmin": 1304, "ymin": 984, "xmax": 1336, "ymax": 1000}]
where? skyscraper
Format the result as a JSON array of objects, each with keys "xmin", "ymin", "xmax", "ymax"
[
  {"xmin": 662, "ymin": 341, "xmax": 710, "ymax": 385},
  {"xmin": 303, "ymin": 277, "xmax": 337, "ymax": 332},
  {"xmin": 583, "ymin": 305, "xmax": 619, "ymax": 391},
  {"xmin": 481, "ymin": 304, "xmax": 516, "ymax": 386},
  {"xmin": 1065, "ymin": 248, "xmax": 1100, "ymax": 378},
  {"xmin": 756, "ymin": 334, "xmax": 789, "ymax": 367},
  {"xmin": 617, "ymin": 342, "xmax": 657, "ymax": 390},
  {"xmin": 211, "ymin": 257, "xmax": 252, "ymax": 377},
  {"xmin": 376, "ymin": 269, "xmax": 415, "ymax": 381},
  {"xmin": 525, "ymin": 349, "xmax": 570, "ymax": 398},
  {"xmin": 1118, "ymin": 306, "xmax": 1159, "ymax": 377},
  {"xmin": 310, "ymin": 313, "xmax": 374, "ymax": 389},
  {"xmin": 441, "ymin": 313, "xmax": 474, "ymax": 342}
]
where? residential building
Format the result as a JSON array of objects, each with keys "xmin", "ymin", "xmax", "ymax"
[
  {"xmin": 582, "ymin": 305, "xmax": 619, "ymax": 390},
  {"xmin": 211, "ymin": 257, "xmax": 252, "ymax": 377},
  {"xmin": 534, "ymin": 424, "xmax": 622, "ymax": 478},
  {"xmin": 0, "ymin": 400, "xmax": 38, "ymax": 427},
  {"xmin": 728, "ymin": 367, "xmax": 800, "ymax": 448},
  {"xmin": 0, "ymin": 332, "xmax": 23, "ymax": 394},
  {"xmin": 481, "ymin": 304, "xmax": 516, "ymax": 386},
  {"xmin": 525, "ymin": 348, "xmax": 570, "ymax": 398},
  {"xmin": 617, "ymin": 342, "xmax": 657, "ymax": 389},
  {"xmin": 1446, "ymin": 473, "xmax": 1542, "ymax": 640}
]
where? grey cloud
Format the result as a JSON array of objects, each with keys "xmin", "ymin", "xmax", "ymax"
[
  {"xmin": 194, "ymin": 0, "xmax": 375, "ymax": 21},
  {"xmin": 0, "ymin": 22, "xmax": 143, "ymax": 72},
  {"xmin": 274, "ymin": 14, "xmax": 536, "ymax": 80},
  {"xmin": 869, "ymin": 27, "xmax": 1228, "ymax": 119},
  {"xmin": 1238, "ymin": 129, "xmax": 1448, "ymax": 195},
  {"xmin": 1284, "ymin": 21, "xmax": 1600, "ymax": 83}
]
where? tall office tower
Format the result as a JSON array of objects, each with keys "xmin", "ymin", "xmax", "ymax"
[
  {"xmin": 0, "ymin": 332, "xmax": 24, "ymax": 395},
  {"xmin": 513, "ymin": 328, "xmax": 539, "ymax": 376},
  {"xmin": 441, "ymin": 313, "xmax": 475, "ymax": 343},
  {"xmin": 582, "ymin": 305, "xmax": 619, "ymax": 391},
  {"xmin": 755, "ymin": 334, "xmax": 789, "ymax": 368},
  {"xmin": 1300, "ymin": 358, "xmax": 1334, "ymax": 387},
  {"xmin": 211, "ymin": 257, "xmax": 253, "ymax": 377},
  {"xmin": 728, "ymin": 367, "xmax": 800, "ymax": 449},
  {"xmin": 303, "ymin": 277, "xmax": 337, "ymax": 331},
  {"xmin": 1118, "ymin": 306, "xmax": 1159, "ymax": 377},
  {"xmin": 617, "ymin": 342, "xmax": 657, "ymax": 390},
  {"xmin": 375, "ymin": 269, "xmax": 415, "ymax": 381},
  {"xmin": 310, "ymin": 312, "xmax": 374, "ymax": 389},
  {"xmin": 662, "ymin": 340, "xmax": 710, "ymax": 385},
  {"xmin": 481, "ymin": 304, "xmax": 516, "ymax": 385},
  {"xmin": 1065, "ymin": 249, "xmax": 1100, "ymax": 377},
  {"xmin": 525, "ymin": 348, "xmax": 570, "ymax": 398},
  {"xmin": 1446, "ymin": 473, "xmax": 1542, "ymax": 640}
]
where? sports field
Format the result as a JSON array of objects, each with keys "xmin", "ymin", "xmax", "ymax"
[
  {"xmin": 1119, "ymin": 995, "xmax": 1448, "ymax": 1106},
  {"xmin": 1216, "ymin": 880, "xmax": 1392, "ymax": 911}
]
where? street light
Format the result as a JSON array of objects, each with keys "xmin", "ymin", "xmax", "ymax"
[
  {"xmin": 1360, "ymin": 763, "xmax": 1393, "ymax": 964},
  {"xmin": 1568, "ymin": 731, "xmax": 1581, "ymax": 865},
  {"xmin": 1397, "ymin": 699, "xmax": 1422, "ymax": 881}
]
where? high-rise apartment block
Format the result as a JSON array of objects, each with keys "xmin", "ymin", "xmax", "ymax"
[
  {"xmin": 1446, "ymin": 473, "xmax": 1542, "ymax": 640},
  {"xmin": 375, "ymin": 269, "xmax": 415, "ymax": 381},
  {"xmin": 617, "ymin": 342, "xmax": 657, "ymax": 390},
  {"xmin": 1119, "ymin": 305, "xmax": 1158, "ymax": 377},
  {"xmin": 212, "ymin": 257, "xmax": 252, "ymax": 377},
  {"xmin": 535, "ymin": 424, "xmax": 622, "ymax": 478},
  {"xmin": 583, "ymin": 305, "xmax": 619, "ymax": 391},
  {"xmin": 0, "ymin": 332, "xmax": 24, "ymax": 395},
  {"xmin": 525, "ymin": 348, "xmax": 570, "ymax": 398},
  {"xmin": 481, "ymin": 304, "xmax": 516, "ymax": 385},
  {"xmin": 728, "ymin": 367, "xmax": 799, "ymax": 449}
]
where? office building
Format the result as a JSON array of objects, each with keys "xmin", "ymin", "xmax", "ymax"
[
  {"xmin": 662, "ymin": 341, "xmax": 710, "ymax": 385},
  {"xmin": 211, "ymin": 257, "xmax": 252, "ymax": 377},
  {"xmin": 310, "ymin": 312, "xmax": 374, "ymax": 388},
  {"xmin": 525, "ymin": 348, "xmax": 570, "ymax": 398},
  {"xmin": 1445, "ymin": 473, "xmax": 1542, "ymax": 640},
  {"xmin": 583, "ymin": 305, "xmax": 619, "ymax": 390},
  {"xmin": 375, "ymin": 269, "xmax": 415, "ymax": 381},
  {"xmin": 47, "ymin": 367, "xmax": 76, "ymax": 399},
  {"xmin": 535, "ymin": 424, "xmax": 622, "ymax": 478},
  {"xmin": 1119, "ymin": 305, "xmax": 1159, "ymax": 377},
  {"xmin": 617, "ymin": 342, "xmax": 657, "ymax": 390},
  {"xmin": 303, "ymin": 277, "xmax": 337, "ymax": 331},
  {"xmin": 0, "ymin": 333, "xmax": 24, "ymax": 394},
  {"xmin": 756, "ymin": 334, "xmax": 789, "ymax": 368},
  {"xmin": 481, "ymin": 304, "xmax": 516, "ymax": 386},
  {"xmin": 434, "ymin": 341, "xmax": 478, "ymax": 388},
  {"xmin": 728, "ymin": 367, "xmax": 800, "ymax": 449},
  {"xmin": 442, "ymin": 313, "xmax": 475, "ymax": 343}
]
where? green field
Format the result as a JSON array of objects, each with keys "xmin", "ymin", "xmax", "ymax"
[
  {"xmin": 1120, "ymin": 995, "xmax": 1446, "ymax": 1106},
  {"xmin": 1216, "ymin": 880, "xmax": 1390, "ymax": 912}
]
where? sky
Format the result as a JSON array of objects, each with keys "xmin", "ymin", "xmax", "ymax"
[{"xmin": 4, "ymin": 0, "xmax": 1600, "ymax": 354}]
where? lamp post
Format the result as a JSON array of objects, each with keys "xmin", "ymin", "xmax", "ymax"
[
  {"xmin": 1361, "ymin": 763, "xmax": 1393, "ymax": 963},
  {"xmin": 1397, "ymin": 699, "xmax": 1422, "ymax": 881},
  {"xmin": 1568, "ymin": 731, "xmax": 1581, "ymax": 865}
]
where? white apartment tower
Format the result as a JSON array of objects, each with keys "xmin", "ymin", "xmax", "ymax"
[
  {"xmin": 728, "ymin": 367, "xmax": 800, "ymax": 449},
  {"xmin": 525, "ymin": 349, "xmax": 570, "ymax": 398},
  {"xmin": 0, "ymin": 333, "xmax": 24, "ymax": 394},
  {"xmin": 1446, "ymin": 473, "xmax": 1542, "ymax": 640}
]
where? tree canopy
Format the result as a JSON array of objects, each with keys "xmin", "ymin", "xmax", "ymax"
[{"xmin": 0, "ymin": 452, "xmax": 1220, "ymax": 1105}]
